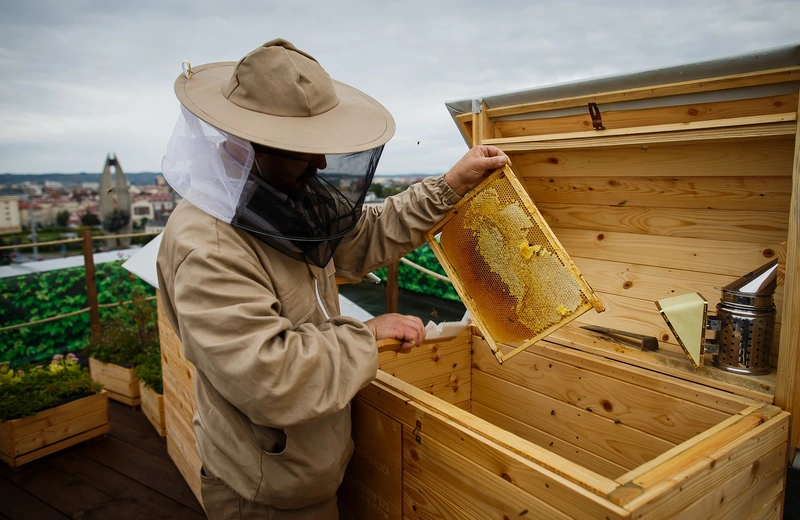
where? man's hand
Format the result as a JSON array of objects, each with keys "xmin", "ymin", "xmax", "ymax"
[
  {"xmin": 365, "ymin": 313, "xmax": 425, "ymax": 353},
  {"xmin": 444, "ymin": 145, "xmax": 509, "ymax": 196}
]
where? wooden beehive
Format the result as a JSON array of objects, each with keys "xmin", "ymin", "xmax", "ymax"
[
  {"xmin": 339, "ymin": 44, "xmax": 800, "ymax": 519},
  {"xmin": 157, "ymin": 45, "xmax": 800, "ymax": 519}
]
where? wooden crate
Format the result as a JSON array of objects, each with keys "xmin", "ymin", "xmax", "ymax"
[
  {"xmin": 89, "ymin": 357, "xmax": 141, "ymax": 406},
  {"xmin": 0, "ymin": 391, "xmax": 109, "ymax": 468},
  {"xmin": 139, "ymin": 380, "xmax": 166, "ymax": 438},
  {"xmin": 157, "ymin": 292, "xmax": 203, "ymax": 506}
]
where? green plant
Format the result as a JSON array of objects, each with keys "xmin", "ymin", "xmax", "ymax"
[
  {"xmin": 87, "ymin": 272, "xmax": 158, "ymax": 368},
  {"xmin": 134, "ymin": 343, "xmax": 162, "ymax": 394},
  {"xmin": 0, "ymin": 353, "xmax": 102, "ymax": 422}
]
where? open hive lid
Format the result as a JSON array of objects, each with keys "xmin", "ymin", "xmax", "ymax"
[{"xmin": 427, "ymin": 165, "xmax": 604, "ymax": 363}]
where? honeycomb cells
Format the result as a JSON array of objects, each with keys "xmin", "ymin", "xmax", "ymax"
[{"xmin": 439, "ymin": 177, "xmax": 588, "ymax": 345}]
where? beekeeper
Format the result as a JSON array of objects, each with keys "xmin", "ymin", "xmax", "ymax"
[{"xmin": 156, "ymin": 38, "xmax": 507, "ymax": 519}]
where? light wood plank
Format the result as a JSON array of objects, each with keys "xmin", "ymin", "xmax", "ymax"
[
  {"xmin": 523, "ymin": 176, "xmax": 792, "ymax": 211},
  {"xmin": 471, "ymin": 401, "xmax": 628, "ymax": 479},
  {"xmin": 747, "ymin": 492, "xmax": 784, "ymax": 520},
  {"xmin": 486, "ymin": 66, "xmax": 800, "ymax": 118},
  {"xmin": 13, "ymin": 396, "xmax": 109, "ymax": 456},
  {"xmin": 616, "ymin": 412, "xmax": 789, "ymax": 519},
  {"xmin": 403, "ymin": 470, "xmax": 481, "ymax": 520},
  {"xmin": 483, "ymin": 335, "xmax": 757, "ymax": 414},
  {"xmin": 362, "ymin": 373, "xmax": 621, "ymax": 497},
  {"xmin": 474, "ymin": 342, "xmax": 730, "ymax": 444},
  {"xmin": 554, "ymin": 228, "xmax": 779, "ymax": 277},
  {"xmin": 490, "ymin": 122, "xmax": 796, "ymax": 151},
  {"xmin": 539, "ymin": 203, "xmax": 790, "ymax": 243},
  {"xmin": 570, "ymin": 257, "xmax": 785, "ymax": 324},
  {"xmin": 471, "ymin": 370, "xmax": 676, "ymax": 470},
  {"xmin": 672, "ymin": 443, "xmax": 786, "ymax": 520},
  {"xmin": 495, "ymin": 93, "xmax": 799, "ymax": 138},
  {"xmin": 377, "ymin": 335, "xmax": 471, "ymax": 383},
  {"xmin": 774, "ymin": 89, "xmax": 800, "ymax": 457},
  {"xmin": 403, "ymin": 429, "xmax": 577, "ymax": 520},
  {"xmin": 407, "ymin": 367, "xmax": 470, "ymax": 406}
]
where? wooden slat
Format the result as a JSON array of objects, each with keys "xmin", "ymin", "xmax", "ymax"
[
  {"xmin": 774, "ymin": 89, "xmax": 800, "ymax": 457},
  {"xmin": 485, "ymin": 66, "xmax": 800, "ymax": 118},
  {"xmin": 138, "ymin": 381, "xmax": 165, "ymax": 437},
  {"xmin": 407, "ymin": 367, "xmax": 471, "ymax": 406},
  {"xmin": 473, "ymin": 342, "xmax": 730, "ymax": 444},
  {"xmin": 545, "ymin": 325, "xmax": 776, "ymax": 403},
  {"xmin": 471, "ymin": 401, "xmax": 628, "ymax": 479},
  {"xmin": 89, "ymin": 357, "xmax": 140, "ymax": 401},
  {"xmin": 570, "ymin": 257, "xmax": 785, "ymax": 324},
  {"xmin": 377, "ymin": 334, "xmax": 471, "ymax": 383},
  {"xmin": 494, "ymin": 93, "xmax": 800, "ymax": 138},
  {"xmin": 405, "ymin": 401, "xmax": 629, "ymax": 518},
  {"xmin": 554, "ymin": 227, "xmax": 779, "ymax": 277},
  {"xmin": 539, "ymin": 203, "xmax": 790, "ymax": 244},
  {"xmin": 0, "ymin": 424, "xmax": 109, "ymax": 468},
  {"xmin": 490, "ymin": 122, "xmax": 797, "ymax": 151},
  {"xmin": 671, "ymin": 443, "xmax": 786, "ymax": 520},
  {"xmin": 480, "ymin": 335, "xmax": 757, "ymax": 414},
  {"xmin": 615, "ymin": 411, "xmax": 789, "ymax": 519},
  {"xmin": 403, "ymin": 470, "xmax": 481, "ymax": 520},
  {"xmin": 471, "ymin": 371, "xmax": 675, "ymax": 470},
  {"xmin": 361, "ymin": 374, "xmax": 620, "ymax": 497},
  {"xmin": 747, "ymin": 492, "xmax": 784, "ymax": 520},
  {"xmin": 523, "ymin": 175, "xmax": 792, "ymax": 211},
  {"xmin": 402, "ymin": 429, "xmax": 576, "ymax": 520},
  {"xmin": 13, "ymin": 395, "xmax": 109, "ymax": 456}
]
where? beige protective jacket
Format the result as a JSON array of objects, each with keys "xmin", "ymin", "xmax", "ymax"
[{"xmin": 156, "ymin": 175, "xmax": 460, "ymax": 509}]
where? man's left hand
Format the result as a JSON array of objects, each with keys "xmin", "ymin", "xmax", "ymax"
[{"xmin": 444, "ymin": 145, "xmax": 509, "ymax": 196}]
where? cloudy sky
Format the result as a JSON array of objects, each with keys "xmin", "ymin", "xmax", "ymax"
[{"xmin": 1, "ymin": 0, "xmax": 798, "ymax": 176}]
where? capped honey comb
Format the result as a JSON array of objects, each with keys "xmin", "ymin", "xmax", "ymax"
[{"xmin": 427, "ymin": 166, "xmax": 604, "ymax": 363}]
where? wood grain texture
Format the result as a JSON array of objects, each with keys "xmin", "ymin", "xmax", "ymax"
[
  {"xmin": 544, "ymin": 325, "xmax": 776, "ymax": 403},
  {"xmin": 138, "ymin": 381, "xmax": 165, "ymax": 438},
  {"xmin": 494, "ymin": 93, "xmax": 799, "ymax": 138},
  {"xmin": 485, "ymin": 66, "xmax": 800, "ymax": 118},
  {"xmin": 774, "ymin": 92, "xmax": 800, "ymax": 456},
  {"xmin": 617, "ymin": 412, "xmax": 789, "ymax": 520},
  {"xmin": 471, "ymin": 370, "xmax": 676, "ymax": 470},
  {"xmin": 538, "ymin": 203, "xmax": 789, "ymax": 243},
  {"xmin": 473, "ymin": 343, "xmax": 730, "ymax": 444},
  {"xmin": 402, "ymin": 470, "xmax": 480, "ymax": 520},
  {"xmin": 523, "ymin": 175, "xmax": 792, "ymax": 211},
  {"xmin": 471, "ymin": 401, "xmax": 628, "ymax": 479},
  {"xmin": 553, "ymin": 228, "xmax": 779, "ymax": 277}
]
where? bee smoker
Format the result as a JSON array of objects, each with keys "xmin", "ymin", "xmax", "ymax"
[{"xmin": 706, "ymin": 259, "xmax": 779, "ymax": 375}]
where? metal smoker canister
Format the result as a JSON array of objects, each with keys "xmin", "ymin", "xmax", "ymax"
[{"xmin": 709, "ymin": 260, "xmax": 778, "ymax": 375}]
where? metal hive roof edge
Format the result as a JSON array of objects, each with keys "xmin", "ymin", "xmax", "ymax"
[{"xmin": 445, "ymin": 43, "xmax": 800, "ymax": 128}]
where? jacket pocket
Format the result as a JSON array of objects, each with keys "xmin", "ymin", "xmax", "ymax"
[{"xmin": 255, "ymin": 407, "xmax": 353, "ymax": 509}]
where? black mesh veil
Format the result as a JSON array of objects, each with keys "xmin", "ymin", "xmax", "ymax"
[{"xmin": 231, "ymin": 146, "xmax": 383, "ymax": 268}]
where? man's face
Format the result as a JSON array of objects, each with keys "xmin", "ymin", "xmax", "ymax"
[{"xmin": 252, "ymin": 144, "xmax": 327, "ymax": 197}]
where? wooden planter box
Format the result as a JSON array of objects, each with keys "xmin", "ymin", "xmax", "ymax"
[
  {"xmin": 89, "ymin": 357, "xmax": 141, "ymax": 407},
  {"xmin": 157, "ymin": 46, "xmax": 800, "ymax": 519},
  {"xmin": 0, "ymin": 391, "xmax": 109, "ymax": 468},
  {"xmin": 139, "ymin": 380, "xmax": 166, "ymax": 438}
]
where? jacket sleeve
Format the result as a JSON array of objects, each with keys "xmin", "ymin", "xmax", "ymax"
[
  {"xmin": 333, "ymin": 174, "xmax": 461, "ymax": 279},
  {"xmin": 171, "ymin": 247, "xmax": 378, "ymax": 429}
]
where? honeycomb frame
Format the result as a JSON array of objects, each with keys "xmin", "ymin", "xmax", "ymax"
[{"xmin": 427, "ymin": 165, "xmax": 604, "ymax": 364}]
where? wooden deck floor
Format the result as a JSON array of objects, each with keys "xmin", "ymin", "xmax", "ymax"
[
  {"xmin": 3, "ymin": 397, "xmax": 800, "ymax": 519},
  {"xmin": 1, "ymin": 401, "xmax": 204, "ymax": 520}
]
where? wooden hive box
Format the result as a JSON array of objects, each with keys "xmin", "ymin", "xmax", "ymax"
[{"xmin": 340, "ymin": 44, "xmax": 800, "ymax": 519}]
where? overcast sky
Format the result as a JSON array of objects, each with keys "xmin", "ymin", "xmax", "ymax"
[{"xmin": 1, "ymin": 0, "xmax": 798, "ymax": 176}]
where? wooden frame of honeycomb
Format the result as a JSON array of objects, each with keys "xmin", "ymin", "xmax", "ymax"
[{"xmin": 427, "ymin": 165, "xmax": 604, "ymax": 364}]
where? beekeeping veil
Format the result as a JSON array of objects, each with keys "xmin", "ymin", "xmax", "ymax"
[{"xmin": 162, "ymin": 38, "xmax": 395, "ymax": 267}]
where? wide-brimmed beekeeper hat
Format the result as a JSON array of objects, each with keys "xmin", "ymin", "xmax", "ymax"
[{"xmin": 174, "ymin": 38, "xmax": 395, "ymax": 154}]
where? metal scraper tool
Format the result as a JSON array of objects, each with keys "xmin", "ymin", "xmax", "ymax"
[{"xmin": 580, "ymin": 325, "xmax": 659, "ymax": 352}]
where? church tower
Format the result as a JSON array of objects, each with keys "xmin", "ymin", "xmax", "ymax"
[{"xmin": 98, "ymin": 153, "xmax": 132, "ymax": 247}]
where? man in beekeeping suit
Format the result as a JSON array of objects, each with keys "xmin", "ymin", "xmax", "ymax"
[{"xmin": 157, "ymin": 38, "xmax": 507, "ymax": 519}]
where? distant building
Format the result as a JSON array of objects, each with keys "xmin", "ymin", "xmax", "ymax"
[
  {"xmin": 98, "ymin": 153, "xmax": 132, "ymax": 246},
  {"xmin": 0, "ymin": 196, "xmax": 22, "ymax": 234}
]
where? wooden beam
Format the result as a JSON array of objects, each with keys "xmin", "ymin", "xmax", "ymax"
[
  {"xmin": 487, "ymin": 121, "xmax": 797, "ymax": 152},
  {"xmin": 774, "ymin": 88, "xmax": 800, "ymax": 459},
  {"xmin": 386, "ymin": 260, "xmax": 399, "ymax": 314},
  {"xmin": 82, "ymin": 228, "xmax": 100, "ymax": 343},
  {"xmin": 486, "ymin": 66, "xmax": 800, "ymax": 119}
]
